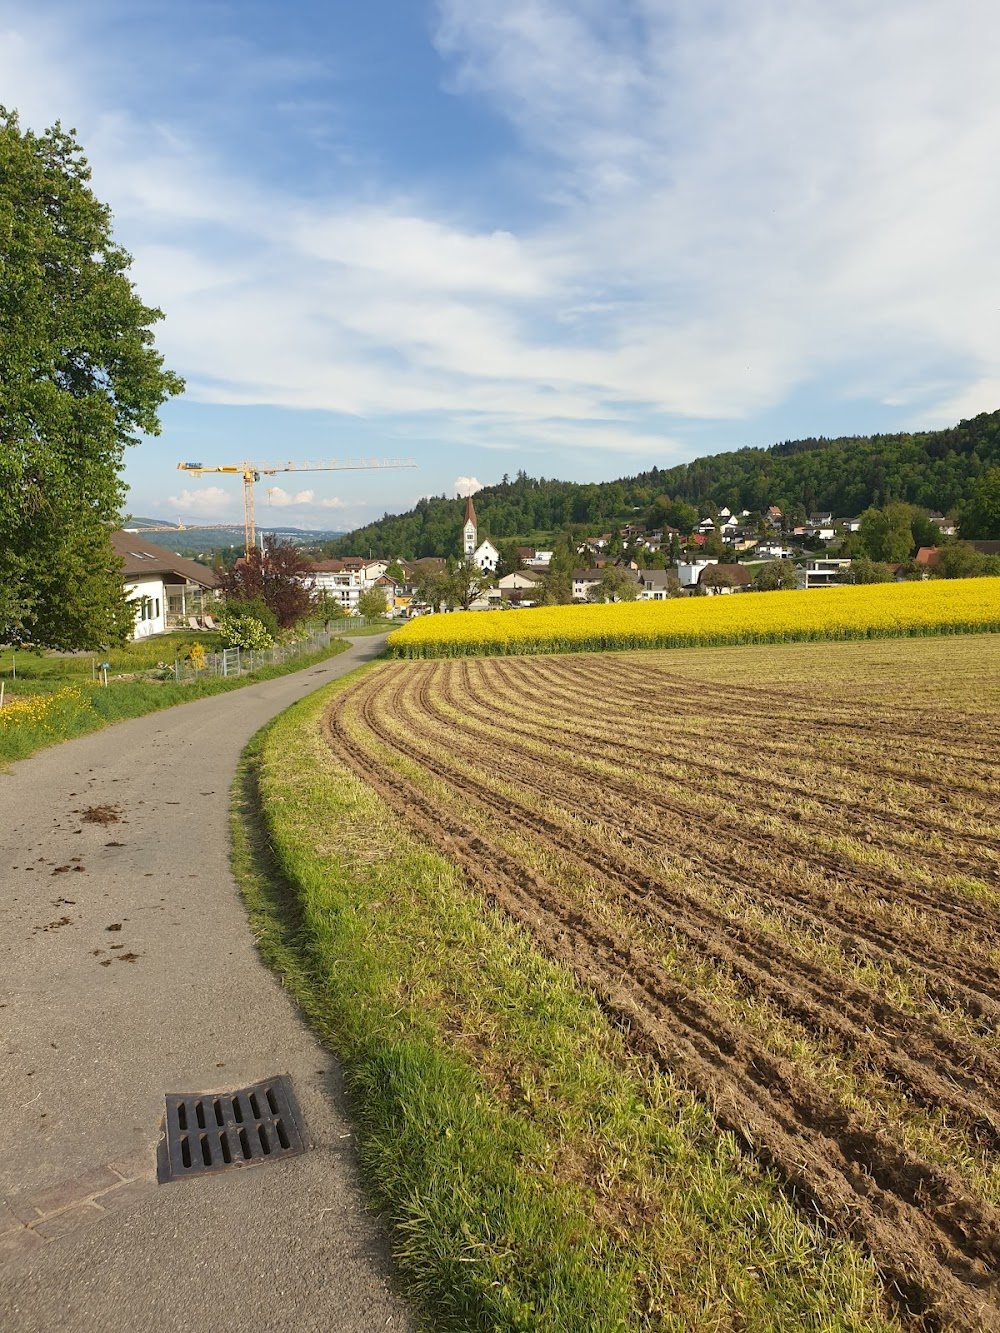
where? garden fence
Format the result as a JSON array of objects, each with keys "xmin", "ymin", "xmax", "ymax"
[{"xmin": 171, "ymin": 618, "xmax": 380, "ymax": 683}]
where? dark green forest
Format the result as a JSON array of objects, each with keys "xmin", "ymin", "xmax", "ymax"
[{"xmin": 328, "ymin": 410, "xmax": 1000, "ymax": 560}]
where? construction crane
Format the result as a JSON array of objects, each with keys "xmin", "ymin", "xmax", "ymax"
[{"xmin": 176, "ymin": 457, "xmax": 416, "ymax": 557}]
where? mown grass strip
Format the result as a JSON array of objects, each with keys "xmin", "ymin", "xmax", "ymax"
[
  {"xmin": 388, "ymin": 578, "xmax": 1000, "ymax": 658},
  {"xmin": 0, "ymin": 639, "xmax": 351, "ymax": 766},
  {"xmin": 232, "ymin": 668, "xmax": 904, "ymax": 1333}
]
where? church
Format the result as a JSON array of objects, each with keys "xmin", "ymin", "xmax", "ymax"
[{"xmin": 462, "ymin": 494, "xmax": 500, "ymax": 572}]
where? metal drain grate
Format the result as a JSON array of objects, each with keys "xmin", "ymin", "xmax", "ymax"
[{"xmin": 160, "ymin": 1075, "xmax": 307, "ymax": 1182}]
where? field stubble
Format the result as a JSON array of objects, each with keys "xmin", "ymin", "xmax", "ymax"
[{"xmin": 324, "ymin": 634, "xmax": 1000, "ymax": 1331}]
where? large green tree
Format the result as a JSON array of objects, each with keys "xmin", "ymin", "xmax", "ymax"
[
  {"xmin": 0, "ymin": 109, "xmax": 183, "ymax": 648},
  {"xmin": 960, "ymin": 467, "xmax": 1000, "ymax": 539}
]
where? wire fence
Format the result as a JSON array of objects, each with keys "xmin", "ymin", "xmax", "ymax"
[{"xmin": 170, "ymin": 618, "xmax": 381, "ymax": 684}]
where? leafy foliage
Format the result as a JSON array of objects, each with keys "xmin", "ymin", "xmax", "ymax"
[
  {"xmin": 326, "ymin": 413, "xmax": 1000, "ymax": 562},
  {"xmin": 221, "ymin": 536, "xmax": 313, "ymax": 629},
  {"xmin": 754, "ymin": 560, "xmax": 799, "ymax": 591},
  {"xmin": 0, "ymin": 110, "xmax": 183, "ymax": 648},
  {"xmin": 960, "ymin": 467, "xmax": 1000, "ymax": 540},
  {"xmin": 357, "ymin": 587, "xmax": 388, "ymax": 618}
]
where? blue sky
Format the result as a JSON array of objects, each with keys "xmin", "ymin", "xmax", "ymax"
[{"xmin": 4, "ymin": 1, "xmax": 1000, "ymax": 530}]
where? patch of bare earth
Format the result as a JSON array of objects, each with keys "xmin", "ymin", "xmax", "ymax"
[{"xmin": 323, "ymin": 644, "xmax": 1000, "ymax": 1331}]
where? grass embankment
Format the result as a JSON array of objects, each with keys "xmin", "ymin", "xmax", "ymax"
[
  {"xmin": 388, "ymin": 576, "xmax": 1000, "ymax": 658},
  {"xmin": 233, "ymin": 668, "xmax": 902, "ymax": 1333},
  {"xmin": 0, "ymin": 631, "xmax": 226, "ymax": 690},
  {"xmin": 0, "ymin": 637, "xmax": 354, "ymax": 766}
]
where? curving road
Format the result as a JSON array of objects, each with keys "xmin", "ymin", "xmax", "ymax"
[{"xmin": 0, "ymin": 635, "xmax": 413, "ymax": 1332}]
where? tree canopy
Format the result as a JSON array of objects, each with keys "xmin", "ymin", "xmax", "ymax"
[
  {"xmin": 221, "ymin": 536, "xmax": 314, "ymax": 628},
  {"xmin": 0, "ymin": 110, "xmax": 184, "ymax": 648},
  {"xmin": 325, "ymin": 412, "xmax": 1000, "ymax": 562}
]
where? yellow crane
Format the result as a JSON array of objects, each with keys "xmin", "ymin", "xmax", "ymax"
[{"xmin": 176, "ymin": 457, "xmax": 416, "ymax": 557}]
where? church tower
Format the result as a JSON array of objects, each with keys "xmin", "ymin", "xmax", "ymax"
[{"xmin": 462, "ymin": 494, "xmax": 477, "ymax": 558}]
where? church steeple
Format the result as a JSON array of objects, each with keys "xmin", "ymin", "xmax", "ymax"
[{"xmin": 462, "ymin": 494, "xmax": 477, "ymax": 557}]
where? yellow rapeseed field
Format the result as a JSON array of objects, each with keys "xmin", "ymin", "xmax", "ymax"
[{"xmin": 387, "ymin": 576, "xmax": 1000, "ymax": 657}]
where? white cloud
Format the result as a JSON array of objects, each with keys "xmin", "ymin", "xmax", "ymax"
[
  {"xmin": 167, "ymin": 486, "xmax": 232, "ymax": 515},
  {"xmin": 264, "ymin": 487, "xmax": 315, "ymax": 506},
  {"xmin": 454, "ymin": 476, "xmax": 483, "ymax": 496},
  {"xmin": 4, "ymin": 0, "xmax": 1000, "ymax": 472}
]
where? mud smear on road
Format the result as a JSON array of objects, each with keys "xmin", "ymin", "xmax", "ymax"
[{"xmin": 79, "ymin": 804, "xmax": 121, "ymax": 825}]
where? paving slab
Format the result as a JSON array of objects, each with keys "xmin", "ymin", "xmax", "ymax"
[{"xmin": 0, "ymin": 635, "xmax": 413, "ymax": 1332}]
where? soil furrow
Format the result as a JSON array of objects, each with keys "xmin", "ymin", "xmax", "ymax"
[
  {"xmin": 446, "ymin": 662, "xmax": 1000, "ymax": 1004},
  {"xmin": 324, "ymin": 667, "xmax": 1000, "ymax": 1331}
]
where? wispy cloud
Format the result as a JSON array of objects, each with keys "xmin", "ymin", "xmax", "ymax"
[{"xmin": 3, "ymin": 0, "xmax": 1000, "ymax": 509}]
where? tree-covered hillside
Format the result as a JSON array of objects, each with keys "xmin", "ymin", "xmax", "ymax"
[{"xmin": 329, "ymin": 411, "xmax": 1000, "ymax": 560}]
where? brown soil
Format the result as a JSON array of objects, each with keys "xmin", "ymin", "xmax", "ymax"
[
  {"xmin": 79, "ymin": 804, "xmax": 121, "ymax": 825},
  {"xmin": 323, "ymin": 655, "xmax": 1000, "ymax": 1331}
]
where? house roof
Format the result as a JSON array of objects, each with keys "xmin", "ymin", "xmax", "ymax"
[
  {"xmin": 111, "ymin": 532, "xmax": 219, "ymax": 587},
  {"xmin": 307, "ymin": 559, "xmax": 348, "ymax": 572},
  {"xmin": 571, "ymin": 569, "xmax": 602, "ymax": 581},
  {"xmin": 464, "ymin": 494, "xmax": 477, "ymax": 527},
  {"xmin": 915, "ymin": 547, "xmax": 941, "ymax": 567},
  {"xmin": 970, "ymin": 540, "xmax": 1000, "ymax": 555},
  {"xmin": 697, "ymin": 563, "xmax": 752, "ymax": 586}
]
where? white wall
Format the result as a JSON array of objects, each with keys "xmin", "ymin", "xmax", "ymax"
[{"xmin": 125, "ymin": 576, "xmax": 167, "ymax": 640}]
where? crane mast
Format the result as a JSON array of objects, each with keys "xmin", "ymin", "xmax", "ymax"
[{"xmin": 176, "ymin": 457, "xmax": 416, "ymax": 557}]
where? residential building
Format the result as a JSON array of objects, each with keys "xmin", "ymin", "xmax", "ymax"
[
  {"xmin": 498, "ymin": 570, "xmax": 546, "ymax": 604},
  {"xmin": 571, "ymin": 569, "xmax": 603, "ymax": 600},
  {"xmin": 637, "ymin": 569, "xmax": 675, "ymax": 600},
  {"xmin": 804, "ymin": 557, "xmax": 852, "ymax": 588},
  {"xmin": 676, "ymin": 559, "xmax": 718, "ymax": 588},
  {"xmin": 112, "ymin": 531, "xmax": 219, "ymax": 639},
  {"xmin": 697, "ymin": 564, "xmax": 752, "ymax": 595}
]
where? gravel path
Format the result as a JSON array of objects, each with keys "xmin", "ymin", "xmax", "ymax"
[{"xmin": 0, "ymin": 635, "xmax": 413, "ymax": 1332}]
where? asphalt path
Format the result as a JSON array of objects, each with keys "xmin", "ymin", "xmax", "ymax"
[{"xmin": 0, "ymin": 634, "xmax": 414, "ymax": 1332}]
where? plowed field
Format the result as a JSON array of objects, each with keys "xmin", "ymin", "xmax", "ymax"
[{"xmin": 324, "ymin": 635, "xmax": 1000, "ymax": 1331}]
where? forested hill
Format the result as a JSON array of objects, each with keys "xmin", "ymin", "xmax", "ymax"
[{"xmin": 329, "ymin": 410, "xmax": 1000, "ymax": 560}]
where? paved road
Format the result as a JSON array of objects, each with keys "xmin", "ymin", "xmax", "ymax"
[{"xmin": 0, "ymin": 636, "xmax": 414, "ymax": 1332}]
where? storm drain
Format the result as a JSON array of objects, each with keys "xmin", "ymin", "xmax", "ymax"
[{"xmin": 160, "ymin": 1075, "xmax": 307, "ymax": 1182}]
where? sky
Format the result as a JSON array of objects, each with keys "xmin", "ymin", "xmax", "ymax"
[{"xmin": 4, "ymin": 0, "xmax": 1000, "ymax": 532}]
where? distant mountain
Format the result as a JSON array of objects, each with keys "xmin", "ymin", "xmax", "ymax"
[
  {"xmin": 121, "ymin": 519, "xmax": 346, "ymax": 554},
  {"xmin": 328, "ymin": 410, "xmax": 1000, "ymax": 560}
]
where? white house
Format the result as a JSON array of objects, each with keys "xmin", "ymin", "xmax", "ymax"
[
  {"xmin": 676, "ymin": 559, "xmax": 718, "ymax": 588},
  {"xmin": 498, "ymin": 570, "xmax": 545, "ymax": 604},
  {"xmin": 572, "ymin": 569, "xmax": 603, "ymax": 600},
  {"xmin": 524, "ymin": 549, "xmax": 553, "ymax": 569},
  {"xmin": 113, "ymin": 531, "xmax": 220, "ymax": 639},
  {"xmin": 306, "ymin": 560, "xmax": 366, "ymax": 613},
  {"xmin": 637, "ymin": 570, "xmax": 674, "ymax": 600},
  {"xmin": 804, "ymin": 557, "xmax": 852, "ymax": 589}
]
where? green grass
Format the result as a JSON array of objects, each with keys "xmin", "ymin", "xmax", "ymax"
[
  {"xmin": 231, "ymin": 669, "xmax": 904, "ymax": 1333},
  {"xmin": 0, "ymin": 631, "xmax": 226, "ymax": 688},
  {"xmin": 0, "ymin": 638, "xmax": 355, "ymax": 767}
]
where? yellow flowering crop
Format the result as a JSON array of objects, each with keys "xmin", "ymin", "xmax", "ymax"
[
  {"xmin": 388, "ymin": 577, "xmax": 1000, "ymax": 658},
  {"xmin": 0, "ymin": 687, "xmax": 84, "ymax": 728}
]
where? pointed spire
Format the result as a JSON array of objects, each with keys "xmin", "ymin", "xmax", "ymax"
[{"xmin": 464, "ymin": 494, "xmax": 477, "ymax": 528}]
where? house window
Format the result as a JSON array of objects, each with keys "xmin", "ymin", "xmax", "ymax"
[{"xmin": 155, "ymin": 598, "xmax": 161, "ymax": 618}]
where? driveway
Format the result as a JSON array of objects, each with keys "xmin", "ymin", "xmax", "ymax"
[{"xmin": 0, "ymin": 634, "xmax": 413, "ymax": 1332}]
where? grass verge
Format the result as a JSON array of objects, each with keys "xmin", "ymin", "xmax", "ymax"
[
  {"xmin": 0, "ymin": 638, "xmax": 354, "ymax": 767},
  {"xmin": 231, "ymin": 666, "xmax": 904, "ymax": 1333}
]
